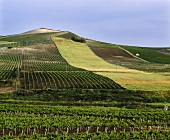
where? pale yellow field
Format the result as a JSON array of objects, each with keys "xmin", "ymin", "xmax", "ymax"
[
  {"xmin": 0, "ymin": 41, "xmax": 16, "ymax": 45},
  {"xmin": 52, "ymin": 37, "xmax": 142, "ymax": 73},
  {"xmin": 52, "ymin": 37, "xmax": 170, "ymax": 91},
  {"xmin": 96, "ymin": 72, "xmax": 170, "ymax": 91}
]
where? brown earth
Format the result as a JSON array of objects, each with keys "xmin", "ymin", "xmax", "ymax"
[
  {"xmin": 88, "ymin": 43, "xmax": 170, "ymax": 71},
  {"xmin": 90, "ymin": 47, "xmax": 138, "ymax": 61}
]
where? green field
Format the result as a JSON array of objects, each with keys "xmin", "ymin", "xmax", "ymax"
[
  {"xmin": 87, "ymin": 40, "xmax": 170, "ymax": 72},
  {"xmin": 0, "ymin": 34, "xmax": 123, "ymax": 92},
  {"xmin": 120, "ymin": 45, "xmax": 170, "ymax": 64},
  {"xmin": 0, "ymin": 29, "xmax": 170, "ymax": 139},
  {"xmin": 0, "ymin": 41, "xmax": 16, "ymax": 45},
  {"xmin": 0, "ymin": 100, "xmax": 170, "ymax": 139}
]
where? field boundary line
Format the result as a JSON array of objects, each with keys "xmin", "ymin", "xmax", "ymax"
[{"xmin": 117, "ymin": 45, "xmax": 149, "ymax": 62}]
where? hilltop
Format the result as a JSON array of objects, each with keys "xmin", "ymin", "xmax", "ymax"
[{"xmin": 21, "ymin": 28, "xmax": 63, "ymax": 35}]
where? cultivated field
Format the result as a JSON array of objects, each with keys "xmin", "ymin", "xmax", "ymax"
[
  {"xmin": 0, "ymin": 29, "xmax": 170, "ymax": 139},
  {"xmin": 0, "ymin": 34, "xmax": 123, "ymax": 92},
  {"xmin": 87, "ymin": 41, "xmax": 170, "ymax": 72},
  {"xmin": 96, "ymin": 72, "xmax": 170, "ymax": 91},
  {"xmin": 53, "ymin": 37, "xmax": 170, "ymax": 91},
  {"xmin": 0, "ymin": 102, "xmax": 170, "ymax": 139},
  {"xmin": 52, "ymin": 37, "xmax": 141, "ymax": 73}
]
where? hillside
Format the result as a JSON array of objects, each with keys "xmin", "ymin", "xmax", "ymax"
[
  {"xmin": 0, "ymin": 28, "xmax": 170, "ymax": 139},
  {"xmin": 53, "ymin": 37, "xmax": 170, "ymax": 91},
  {"xmin": 0, "ymin": 30, "xmax": 123, "ymax": 93},
  {"xmin": 86, "ymin": 40, "xmax": 170, "ymax": 72},
  {"xmin": 120, "ymin": 45, "xmax": 170, "ymax": 64},
  {"xmin": 56, "ymin": 31, "xmax": 170, "ymax": 72},
  {"xmin": 0, "ymin": 28, "xmax": 170, "ymax": 92}
]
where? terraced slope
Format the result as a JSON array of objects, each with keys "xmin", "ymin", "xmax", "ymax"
[{"xmin": 0, "ymin": 34, "xmax": 123, "ymax": 92}]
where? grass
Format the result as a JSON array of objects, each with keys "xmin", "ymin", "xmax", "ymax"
[
  {"xmin": 0, "ymin": 99, "xmax": 168, "ymax": 110},
  {"xmin": 52, "ymin": 37, "xmax": 141, "ymax": 73},
  {"xmin": 0, "ymin": 41, "xmax": 16, "ymax": 45},
  {"xmin": 57, "ymin": 32, "xmax": 79, "ymax": 40},
  {"xmin": 86, "ymin": 40, "xmax": 119, "ymax": 49},
  {"xmin": 96, "ymin": 72, "xmax": 170, "ymax": 91},
  {"xmin": 52, "ymin": 37, "xmax": 170, "ymax": 91},
  {"xmin": 120, "ymin": 45, "xmax": 170, "ymax": 64}
]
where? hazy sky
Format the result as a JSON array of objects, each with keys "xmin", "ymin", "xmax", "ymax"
[{"xmin": 0, "ymin": 0, "xmax": 170, "ymax": 47}]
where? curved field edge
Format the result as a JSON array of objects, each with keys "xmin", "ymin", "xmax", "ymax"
[
  {"xmin": 52, "ymin": 37, "xmax": 142, "ymax": 73},
  {"xmin": 86, "ymin": 41, "xmax": 170, "ymax": 73},
  {"xmin": 0, "ymin": 37, "xmax": 123, "ymax": 91},
  {"xmin": 86, "ymin": 40, "xmax": 147, "ymax": 62},
  {"xmin": 52, "ymin": 37, "xmax": 170, "ymax": 91}
]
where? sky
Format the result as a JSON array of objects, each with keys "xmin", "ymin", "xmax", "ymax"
[{"xmin": 0, "ymin": 0, "xmax": 170, "ymax": 47}]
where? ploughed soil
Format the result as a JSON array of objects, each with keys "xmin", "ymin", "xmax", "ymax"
[
  {"xmin": 88, "ymin": 42, "xmax": 170, "ymax": 72},
  {"xmin": 89, "ymin": 46, "xmax": 170, "ymax": 72},
  {"xmin": 90, "ymin": 47, "xmax": 138, "ymax": 61}
]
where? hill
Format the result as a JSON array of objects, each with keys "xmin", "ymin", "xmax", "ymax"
[
  {"xmin": 0, "ymin": 28, "xmax": 170, "ymax": 92},
  {"xmin": 1, "ymin": 28, "xmax": 170, "ymax": 139},
  {"xmin": 86, "ymin": 40, "xmax": 170, "ymax": 72},
  {"xmin": 21, "ymin": 28, "xmax": 62, "ymax": 34},
  {"xmin": 52, "ymin": 37, "xmax": 170, "ymax": 91},
  {"xmin": 0, "ymin": 30, "xmax": 124, "ymax": 93}
]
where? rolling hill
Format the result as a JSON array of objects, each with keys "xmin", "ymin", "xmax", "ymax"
[
  {"xmin": 1, "ymin": 28, "xmax": 170, "ymax": 139},
  {"xmin": 0, "ymin": 29, "xmax": 124, "ymax": 93},
  {"xmin": 0, "ymin": 28, "xmax": 170, "ymax": 92}
]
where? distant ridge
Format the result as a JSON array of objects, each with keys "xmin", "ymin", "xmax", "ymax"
[{"xmin": 21, "ymin": 28, "xmax": 62, "ymax": 35}]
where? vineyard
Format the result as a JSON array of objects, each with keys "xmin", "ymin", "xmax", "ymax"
[
  {"xmin": 0, "ymin": 103, "xmax": 170, "ymax": 139},
  {"xmin": 0, "ymin": 30, "xmax": 170, "ymax": 139},
  {"xmin": 0, "ymin": 33, "xmax": 123, "ymax": 91}
]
